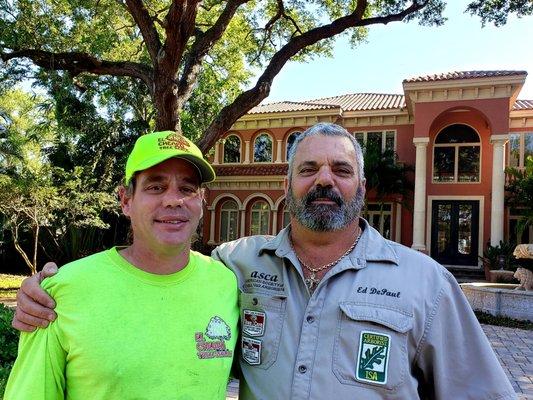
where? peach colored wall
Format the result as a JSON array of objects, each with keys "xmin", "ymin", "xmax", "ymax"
[
  {"xmin": 413, "ymin": 98, "xmax": 510, "ymax": 138},
  {"xmin": 415, "ymin": 99, "xmax": 511, "ymax": 248}
]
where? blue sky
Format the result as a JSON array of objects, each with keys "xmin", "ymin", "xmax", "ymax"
[{"xmin": 261, "ymin": 1, "xmax": 533, "ymax": 104}]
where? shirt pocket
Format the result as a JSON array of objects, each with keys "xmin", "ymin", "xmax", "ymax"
[
  {"xmin": 332, "ymin": 302, "xmax": 413, "ymax": 392},
  {"xmin": 239, "ymin": 292, "xmax": 287, "ymax": 370}
]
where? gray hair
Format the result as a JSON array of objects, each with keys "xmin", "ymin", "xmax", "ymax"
[{"xmin": 287, "ymin": 123, "xmax": 365, "ymax": 182}]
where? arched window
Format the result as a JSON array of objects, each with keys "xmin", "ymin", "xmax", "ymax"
[
  {"xmin": 433, "ymin": 124, "xmax": 480, "ymax": 183},
  {"xmin": 219, "ymin": 200, "xmax": 239, "ymax": 242},
  {"xmin": 286, "ymin": 131, "xmax": 302, "ymax": 161},
  {"xmin": 253, "ymin": 133, "xmax": 272, "ymax": 162},
  {"xmin": 223, "ymin": 135, "xmax": 241, "ymax": 163},
  {"xmin": 250, "ymin": 201, "xmax": 270, "ymax": 235}
]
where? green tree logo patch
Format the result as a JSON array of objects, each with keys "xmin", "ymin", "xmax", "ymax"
[{"xmin": 356, "ymin": 331, "xmax": 391, "ymax": 385}]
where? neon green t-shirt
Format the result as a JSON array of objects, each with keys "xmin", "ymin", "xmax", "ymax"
[{"xmin": 5, "ymin": 248, "xmax": 239, "ymax": 400}]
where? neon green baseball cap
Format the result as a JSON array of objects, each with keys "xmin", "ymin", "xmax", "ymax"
[{"xmin": 125, "ymin": 131, "xmax": 216, "ymax": 184}]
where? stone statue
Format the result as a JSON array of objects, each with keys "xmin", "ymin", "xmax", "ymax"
[
  {"xmin": 513, "ymin": 244, "xmax": 533, "ymax": 291},
  {"xmin": 514, "ymin": 268, "xmax": 533, "ymax": 291}
]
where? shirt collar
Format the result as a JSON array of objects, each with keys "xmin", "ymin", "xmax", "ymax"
[{"xmin": 258, "ymin": 218, "xmax": 399, "ymax": 268}]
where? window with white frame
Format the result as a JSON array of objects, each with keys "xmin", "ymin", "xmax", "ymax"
[
  {"xmin": 353, "ymin": 130, "xmax": 396, "ymax": 151},
  {"xmin": 250, "ymin": 201, "xmax": 270, "ymax": 235},
  {"xmin": 363, "ymin": 203, "xmax": 392, "ymax": 239},
  {"xmin": 508, "ymin": 132, "xmax": 533, "ymax": 168},
  {"xmin": 433, "ymin": 124, "xmax": 480, "ymax": 183},
  {"xmin": 223, "ymin": 135, "xmax": 241, "ymax": 163},
  {"xmin": 509, "ymin": 208, "xmax": 532, "ymax": 244},
  {"xmin": 286, "ymin": 131, "xmax": 302, "ymax": 161},
  {"xmin": 220, "ymin": 200, "xmax": 239, "ymax": 242},
  {"xmin": 253, "ymin": 133, "xmax": 273, "ymax": 162}
]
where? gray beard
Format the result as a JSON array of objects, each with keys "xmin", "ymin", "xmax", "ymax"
[{"xmin": 286, "ymin": 185, "xmax": 364, "ymax": 232}]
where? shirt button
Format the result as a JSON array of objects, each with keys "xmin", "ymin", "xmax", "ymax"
[
  {"xmin": 298, "ymin": 365, "xmax": 307, "ymax": 374},
  {"xmin": 252, "ymin": 298, "xmax": 258, "ymax": 306},
  {"xmin": 306, "ymin": 315, "xmax": 315, "ymax": 323}
]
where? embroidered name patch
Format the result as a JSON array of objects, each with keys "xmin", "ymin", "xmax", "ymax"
[
  {"xmin": 243, "ymin": 310, "xmax": 266, "ymax": 337},
  {"xmin": 195, "ymin": 316, "xmax": 233, "ymax": 359},
  {"xmin": 242, "ymin": 337, "xmax": 262, "ymax": 365},
  {"xmin": 356, "ymin": 331, "xmax": 391, "ymax": 385}
]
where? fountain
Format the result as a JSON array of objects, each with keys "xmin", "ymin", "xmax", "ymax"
[{"xmin": 460, "ymin": 244, "xmax": 533, "ymax": 321}]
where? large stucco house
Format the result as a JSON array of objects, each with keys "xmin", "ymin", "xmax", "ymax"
[{"xmin": 201, "ymin": 70, "xmax": 533, "ymax": 269}]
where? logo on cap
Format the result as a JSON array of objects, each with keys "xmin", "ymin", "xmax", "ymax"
[{"xmin": 158, "ymin": 133, "xmax": 191, "ymax": 151}]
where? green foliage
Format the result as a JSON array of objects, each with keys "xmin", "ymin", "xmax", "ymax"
[
  {"xmin": 467, "ymin": 0, "xmax": 533, "ymax": 27},
  {"xmin": 505, "ymin": 156, "xmax": 533, "ymax": 241},
  {"xmin": 0, "ymin": 304, "xmax": 18, "ymax": 397},
  {"xmin": 479, "ymin": 241, "xmax": 518, "ymax": 271},
  {"xmin": 0, "ymin": 166, "xmax": 117, "ymax": 274},
  {"xmin": 362, "ymin": 143, "xmax": 414, "ymax": 209},
  {"xmin": 474, "ymin": 311, "xmax": 532, "ymax": 330}
]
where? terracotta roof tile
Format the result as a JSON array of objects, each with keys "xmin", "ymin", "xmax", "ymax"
[
  {"xmin": 249, "ymin": 93, "xmax": 405, "ymax": 115},
  {"xmin": 215, "ymin": 164, "xmax": 288, "ymax": 176},
  {"xmin": 513, "ymin": 100, "xmax": 533, "ymax": 111},
  {"xmin": 248, "ymin": 101, "xmax": 337, "ymax": 114},
  {"xmin": 305, "ymin": 93, "xmax": 405, "ymax": 111},
  {"xmin": 404, "ymin": 70, "xmax": 527, "ymax": 83}
]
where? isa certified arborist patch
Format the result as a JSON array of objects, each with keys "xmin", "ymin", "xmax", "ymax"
[
  {"xmin": 241, "ymin": 337, "xmax": 262, "ymax": 365},
  {"xmin": 243, "ymin": 310, "xmax": 266, "ymax": 337},
  {"xmin": 356, "ymin": 331, "xmax": 391, "ymax": 385}
]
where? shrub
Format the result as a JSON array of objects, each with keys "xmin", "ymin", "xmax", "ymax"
[{"xmin": 0, "ymin": 304, "xmax": 19, "ymax": 397}]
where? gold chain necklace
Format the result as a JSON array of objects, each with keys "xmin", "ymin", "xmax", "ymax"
[{"xmin": 292, "ymin": 228, "xmax": 361, "ymax": 292}]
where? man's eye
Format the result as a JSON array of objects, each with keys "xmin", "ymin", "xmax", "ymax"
[
  {"xmin": 335, "ymin": 169, "xmax": 352, "ymax": 176},
  {"xmin": 146, "ymin": 185, "xmax": 164, "ymax": 192},
  {"xmin": 299, "ymin": 168, "xmax": 316, "ymax": 175},
  {"xmin": 181, "ymin": 186, "xmax": 197, "ymax": 195}
]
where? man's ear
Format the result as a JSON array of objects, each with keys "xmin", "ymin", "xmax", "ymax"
[
  {"xmin": 118, "ymin": 186, "xmax": 132, "ymax": 217},
  {"xmin": 283, "ymin": 176, "xmax": 289, "ymax": 197}
]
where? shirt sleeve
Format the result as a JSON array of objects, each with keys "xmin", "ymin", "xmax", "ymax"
[
  {"xmin": 414, "ymin": 273, "xmax": 517, "ymax": 400},
  {"xmin": 4, "ymin": 319, "xmax": 67, "ymax": 400}
]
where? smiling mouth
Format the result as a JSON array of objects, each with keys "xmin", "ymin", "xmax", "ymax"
[{"xmin": 154, "ymin": 218, "xmax": 188, "ymax": 225}]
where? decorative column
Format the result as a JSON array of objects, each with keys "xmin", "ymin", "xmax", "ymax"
[
  {"xmin": 275, "ymin": 139, "xmax": 283, "ymax": 163},
  {"xmin": 244, "ymin": 140, "xmax": 251, "ymax": 164},
  {"xmin": 490, "ymin": 134, "xmax": 509, "ymax": 246},
  {"xmin": 412, "ymin": 137, "xmax": 430, "ymax": 251},
  {"xmin": 213, "ymin": 140, "xmax": 222, "ymax": 165},
  {"xmin": 394, "ymin": 203, "xmax": 402, "ymax": 243},
  {"xmin": 240, "ymin": 207, "xmax": 247, "ymax": 236},
  {"xmin": 207, "ymin": 206, "xmax": 216, "ymax": 245}
]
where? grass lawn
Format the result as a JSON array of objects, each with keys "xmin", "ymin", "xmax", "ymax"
[{"xmin": 0, "ymin": 274, "xmax": 26, "ymax": 300}]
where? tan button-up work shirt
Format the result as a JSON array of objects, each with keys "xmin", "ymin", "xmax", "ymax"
[{"xmin": 213, "ymin": 220, "xmax": 516, "ymax": 400}]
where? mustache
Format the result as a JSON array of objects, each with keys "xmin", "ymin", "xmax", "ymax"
[{"xmin": 304, "ymin": 186, "xmax": 343, "ymax": 207}]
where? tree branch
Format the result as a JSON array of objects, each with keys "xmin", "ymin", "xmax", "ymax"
[
  {"xmin": 198, "ymin": 0, "xmax": 426, "ymax": 152},
  {"xmin": 177, "ymin": 0, "xmax": 250, "ymax": 107},
  {"xmin": 123, "ymin": 0, "xmax": 162, "ymax": 63},
  {"xmin": 1, "ymin": 49, "xmax": 153, "ymax": 90}
]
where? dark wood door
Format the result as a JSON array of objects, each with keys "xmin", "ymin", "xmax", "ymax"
[{"xmin": 431, "ymin": 200, "xmax": 479, "ymax": 266}]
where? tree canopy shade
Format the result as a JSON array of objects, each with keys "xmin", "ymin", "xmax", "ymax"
[
  {"xmin": 0, "ymin": 1, "xmax": 530, "ymax": 152},
  {"xmin": 0, "ymin": 0, "xmax": 446, "ymax": 152}
]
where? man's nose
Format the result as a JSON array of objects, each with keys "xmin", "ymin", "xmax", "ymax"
[
  {"xmin": 315, "ymin": 166, "xmax": 334, "ymax": 187},
  {"xmin": 162, "ymin": 191, "xmax": 186, "ymax": 208}
]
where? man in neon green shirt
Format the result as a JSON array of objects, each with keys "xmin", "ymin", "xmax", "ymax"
[{"xmin": 5, "ymin": 131, "xmax": 239, "ymax": 400}]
